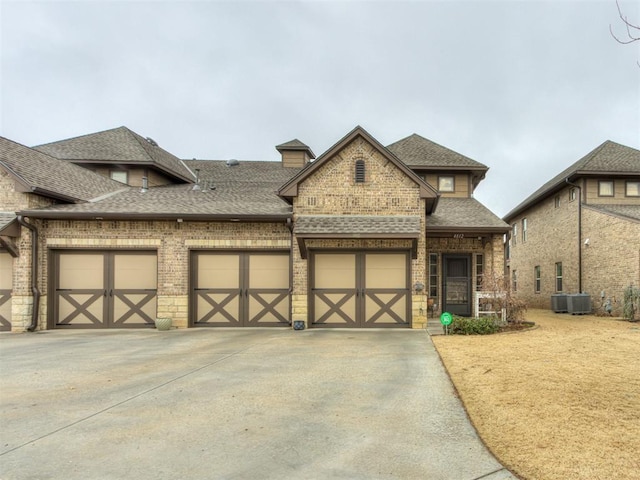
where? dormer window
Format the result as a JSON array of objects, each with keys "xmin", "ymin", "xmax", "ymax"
[
  {"xmin": 110, "ymin": 170, "xmax": 128, "ymax": 184},
  {"xmin": 355, "ymin": 159, "xmax": 365, "ymax": 183},
  {"xmin": 598, "ymin": 180, "xmax": 614, "ymax": 197},
  {"xmin": 438, "ymin": 176, "xmax": 454, "ymax": 192}
]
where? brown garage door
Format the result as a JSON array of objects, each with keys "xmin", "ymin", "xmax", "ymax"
[
  {"xmin": 191, "ymin": 251, "xmax": 290, "ymax": 327},
  {"xmin": 311, "ymin": 251, "xmax": 410, "ymax": 328},
  {"xmin": 0, "ymin": 253, "xmax": 12, "ymax": 331},
  {"xmin": 52, "ymin": 251, "xmax": 157, "ymax": 328}
]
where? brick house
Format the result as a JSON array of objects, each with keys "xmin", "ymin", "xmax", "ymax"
[
  {"xmin": 503, "ymin": 141, "xmax": 640, "ymax": 316},
  {"xmin": 1, "ymin": 125, "xmax": 508, "ymax": 332}
]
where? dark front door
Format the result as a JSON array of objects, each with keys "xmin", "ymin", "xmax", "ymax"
[{"xmin": 443, "ymin": 255, "xmax": 471, "ymax": 317}]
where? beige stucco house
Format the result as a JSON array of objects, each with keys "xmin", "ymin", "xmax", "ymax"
[
  {"xmin": 1, "ymin": 125, "xmax": 508, "ymax": 332},
  {"xmin": 503, "ymin": 141, "xmax": 640, "ymax": 316}
]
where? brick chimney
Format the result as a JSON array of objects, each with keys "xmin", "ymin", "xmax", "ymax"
[{"xmin": 276, "ymin": 139, "xmax": 315, "ymax": 168}]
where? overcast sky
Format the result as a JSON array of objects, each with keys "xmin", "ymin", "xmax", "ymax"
[{"xmin": 1, "ymin": 0, "xmax": 639, "ymax": 217}]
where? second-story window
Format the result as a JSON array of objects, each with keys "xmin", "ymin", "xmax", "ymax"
[
  {"xmin": 598, "ymin": 180, "xmax": 614, "ymax": 197},
  {"xmin": 355, "ymin": 159, "xmax": 365, "ymax": 183},
  {"xmin": 110, "ymin": 170, "xmax": 128, "ymax": 184},
  {"xmin": 512, "ymin": 223, "xmax": 517, "ymax": 246},
  {"xmin": 522, "ymin": 218, "xmax": 528, "ymax": 242},
  {"xmin": 554, "ymin": 195, "xmax": 560, "ymax": 208},
  {"xmin": 438, "ymin": 176, "xmax": 454, "ymax": 192},
  {"xmin": 569, "ymin": 188, "xmax": 577, "ymax": 201},
  {"xmin": 626, "ymin": 181, "xmax": 640, "ymax": 197}
]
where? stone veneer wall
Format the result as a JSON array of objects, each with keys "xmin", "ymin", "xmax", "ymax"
[
  {"xmin": 12, "ymin": 219, "xmax": 290, "ymax": 331},
  {"xmin": 291, "ymin": 136, "xmax": 427, "ymax": 327}
]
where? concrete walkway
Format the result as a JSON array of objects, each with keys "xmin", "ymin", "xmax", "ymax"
[{"xmin": 0, "ymin": 329, "xmax": 515, "ymax": 480}]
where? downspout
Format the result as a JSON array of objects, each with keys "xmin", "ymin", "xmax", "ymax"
[
  {"xmin": 565, "ymin": 178, "xmax": 582, "ymax": 293},
  {"xmin": 286, "ymin": 217, "xmax": 294, "ymax": 327},
  {"xmin": 17, "ymin": 216, "xmax": 40, "ymax": 332}
]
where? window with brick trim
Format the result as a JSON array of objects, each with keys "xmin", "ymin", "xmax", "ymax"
[
  {"xmin": 355, "ymin": 159, "xmax": 365, "ymax": 183},
  {"xmin": 626, "ymin": 181, "xmax": 640, "ymax": 197},
  {"xmin": 522, "ymin": 218, "xmax": 528, "ymax": 242},
  {"xmin": 554, "ymin": 195, "xmax": 560, "ymax": 208},
  {"xmin": 511, "ymin": 223, "xmax": 517, "ymax": 246},
  {"xmin": 534, "ymin": 266, "xmax": 541, "ymax": 293},
  {"xmin": 569, "ymin": 188, "xmax": 577, "ymax": 201},
  {"xmin": 429, "ymin": 253, "xmax": 439, "ymax": 298},
  {"xmin": 512, "ymin": 270, "xmax": 517, "ymax": 292},
  {"xmin": 598, "ymin": 180, "xmax": 614, "ymax": 197},
  {"xmin": 475, "ymin": 254, "xmax": 484, "ymax": 291},
  {"xmin": 555, "ymin": 262, "xmax": 563, "ymax": 292}
]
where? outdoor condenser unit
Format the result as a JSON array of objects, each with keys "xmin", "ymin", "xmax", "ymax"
[
  {"xmin": 551, "ymin": 294, "xmax": 568, "ymax": 313},
  {"xmin": 566, "ymin": 294, "xmax": 592, "ymax": 315}
]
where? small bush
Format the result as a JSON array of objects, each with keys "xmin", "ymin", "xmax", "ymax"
[{"xmin": 450, "ymin": 316, "xmax": 500, "ymax": 335}]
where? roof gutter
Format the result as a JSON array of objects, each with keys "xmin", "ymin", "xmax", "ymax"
[
  {"xmin": 16, "ymin": 211, "xmax": 293, "ymax": 222},
  {"xmin": 565, "ymin": 178, "xmax": 582, "ymax": 293},
  {"xmin": 16, "ymin": 216, "xmax": 40, "ymax": 332}
]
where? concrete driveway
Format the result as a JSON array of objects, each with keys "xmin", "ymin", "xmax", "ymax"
[{"xmin": 0, "ymin": 329, "xmax": 515, "ymax": 480}]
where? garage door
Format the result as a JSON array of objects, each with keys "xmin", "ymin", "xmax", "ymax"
[
  {"xmin": 311, "ymin": 251, "xmax": 410, "ymax": 328},
  {"xmin": 0, "ymin": 253, "xmax": 12, "ymax": 331},
  {"xmin": 52, "ymin": 251, "xmax": 157, "ymax": 328},
  {"xmin": 191, "ymin": 251, "xmax": 290, "ymax": 327}
]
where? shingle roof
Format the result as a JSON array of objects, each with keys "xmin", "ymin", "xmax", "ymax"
[
  {"xmin": 20, "ymin": 160, "xmax": 299, "ymax": 219},
  {"xmin": 584, "ymin": 204, "xmax": 640, "ymax": 223},
  {"xmin": 504, "ymin": 141, "xmax": 640, "ymax": 221},
  {"xmin": 387, "ymin": 134, "xmax": 488, "ymax": 170},
  {"xmin": 294, "ymin": 215, "xmax": 421, "ymax": 235},
  {"xmin": 0, "ymin": 136, "xmax": 126, "ymax": 203},
  {"xmin": 0, "ymin": 212, "xmax": 16, "ymax": 232},
  {"xmin": 428, "ymin": 197, "xmax": 510, "ymax": 231},
  {"xmin": 34, "ymin": 126, "xmax": 194, "ymax": 183}
]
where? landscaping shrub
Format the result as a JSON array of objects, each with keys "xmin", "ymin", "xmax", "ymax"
[
  {"xmin": 623, "ymin": 285, "xmax": 640, "ymax": 321},
  {"xmin": 450, "ymin": 316, "xmax": 500, "ymax": 335}
]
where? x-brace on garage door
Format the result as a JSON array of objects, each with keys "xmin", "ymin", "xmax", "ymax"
[
  {"xmin": 51, "ymin": 251, "xmax": 157, "ymax": 328},
  {"xmin": 311, "ymin": 251, "xmax": 411, "ymax": 328},
  {"xmin": 191, "ymin": 251, "xmax": 290, "ymax": 327}
]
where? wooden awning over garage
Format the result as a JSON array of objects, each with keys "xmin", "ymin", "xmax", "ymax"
[
  {"xmin": 0, "ymin": 214, "xmax": 19, "ymax": 257},
  {"xmin": 294, "ymin": 215, "xmax": 421, "ymax": 259}
]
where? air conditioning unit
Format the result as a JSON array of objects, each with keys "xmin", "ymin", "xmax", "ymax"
[
  {"xmin": 551, "ymin": 294, "xmax": 568, "ymax": 313},
  {"xmin": 567, "ymin": 294, "xmax": 592, "ymax": 315}
]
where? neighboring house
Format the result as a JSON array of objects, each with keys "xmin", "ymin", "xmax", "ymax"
[
  {"xmin": 0, "ymin": 125, "xmax": 508, "ymax": 332},
  {"xmin": 503, "ymin": 141, "xmax": 640, "ymax": 316}
]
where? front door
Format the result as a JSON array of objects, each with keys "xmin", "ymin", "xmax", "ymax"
[
  {"xmin": 311, "ymin": 251, "xmax": 410, "ymax": 328},
  {"xmin": 191, "ymin": 251, "xmax": 290, "ymax": 327},
  {"xmin": 52, "ymin": 251, "xmax": 157, "ymax": 328},
  {"xmin": 443, "ymin": 254, "xmax": 471, "ymax": 317}
]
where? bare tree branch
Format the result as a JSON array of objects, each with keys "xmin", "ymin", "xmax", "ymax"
[{"xmin": 610, "ymin": 0, "xmax": 640, "ymax": 44}]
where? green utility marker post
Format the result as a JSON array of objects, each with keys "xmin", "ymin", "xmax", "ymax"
[{"xmin": 440, "ymin": 312, "xmax": 452, "ymax": 335}]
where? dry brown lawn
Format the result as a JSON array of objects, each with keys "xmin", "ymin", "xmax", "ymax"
[{"xmin": 432, "ymin": 309, "xmax": 640, "ymax": 480}]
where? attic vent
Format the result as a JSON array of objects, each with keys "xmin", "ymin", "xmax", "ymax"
[
  {"xmin": 145, "ymin": 137, "xmax": 158, "ymax": 147},
  {"xmin": 226, "ymin": 159, "xmax": 239, "ymax": 167},
  {"xmin": 355, "ymin": 159, "xmax": 365, "ymax": 183}
]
